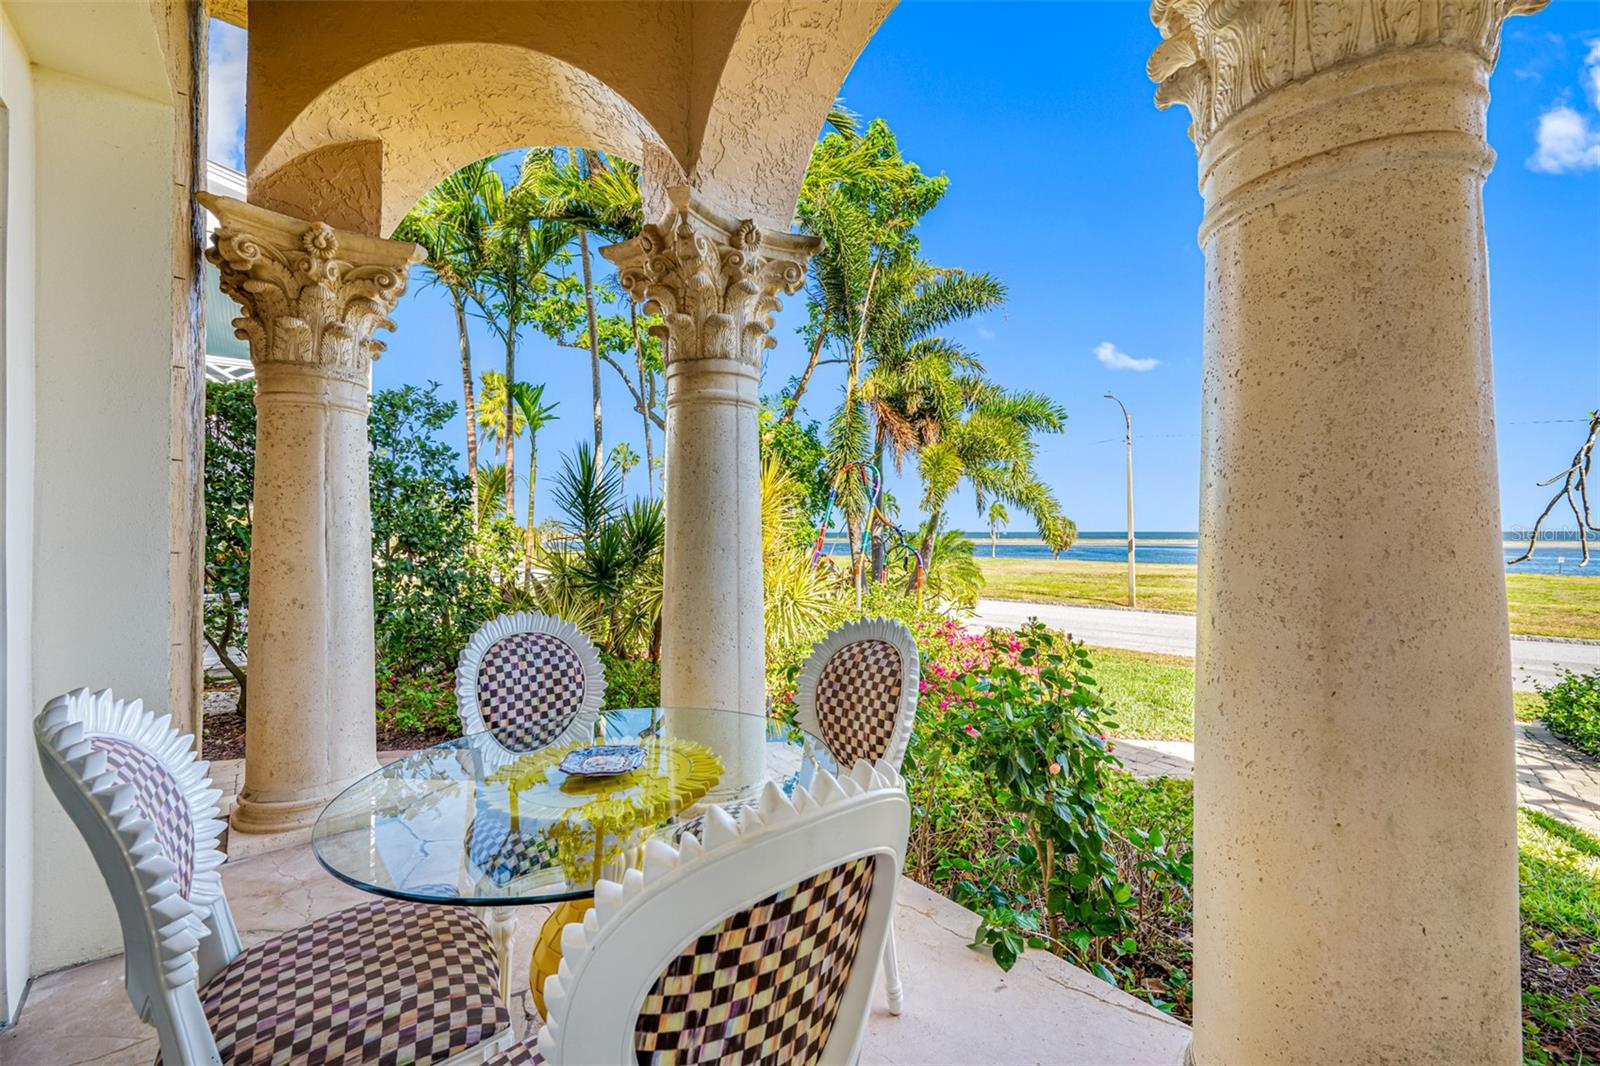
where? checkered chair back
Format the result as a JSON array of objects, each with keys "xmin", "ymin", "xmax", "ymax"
[
  {"xmin": 457, "ymin": 612, "xmax": 606, "ymax": 757},
  {"xmin": 525, "ymin": 760, "xmax": 910, "ymax": 1066},
  {"xmin": 35, "ymin": 689, "xmax": 242, "ymax": 1063},
  {"xmin": 795, "ymin": 618, "xmax": 919, "ymax": 772}
]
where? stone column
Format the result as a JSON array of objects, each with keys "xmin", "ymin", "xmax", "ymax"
[
  {"xmin": 202, "ymin": 194, "xmax": 422, "ymax": 834},
  {"xmin": 1148, "ymin": 3, "xmax": 1545, "ymax": 1062},
  {"xmin": 603, "ymin": 187, "xmax": 816, "ymax": 799}
]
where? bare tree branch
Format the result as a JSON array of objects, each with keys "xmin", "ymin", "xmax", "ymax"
[
  {"xmin": 1510, "ymin": 411, "xmax": 1599, "ymax": 566},
  {"xmin": 600, "ymin": 351, "xmax": 665, "ymax": 430}
]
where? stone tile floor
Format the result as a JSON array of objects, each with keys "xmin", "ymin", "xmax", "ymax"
[
  {"xmin": 1117, "ymin": 724, "xmax": 1600, "ymax": 836},
  {"xmin": 0, "ymin": 843, "xmax": 1189, "ymax": 1065}
]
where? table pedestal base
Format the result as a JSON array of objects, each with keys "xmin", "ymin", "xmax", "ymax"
[
  {"xmin": 486, "ymin": 906, "xmax": 518, "ymax": 1005},
  {"xmin": 530, "ymin": 898, "xmax": 593, "ymax": 1019}
]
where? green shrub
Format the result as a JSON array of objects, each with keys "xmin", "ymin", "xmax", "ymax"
[
  {"xmin": 370, "ymin": 384, "xmax": 505, "ymax": 678},
  {"xmin": 376, "ymin": 670, "xmax": 459, "ymax": 737},
  {"xmin": 601, "ymin": 654, "xmax": 661, "ymax": 710},
  {"xmin": 1538, "ymin": 670, "xmax": 1600, "ymax": 758},
  {"xmin": 203, "ymin": 381, "xmax": 256, "ymax": 711}
]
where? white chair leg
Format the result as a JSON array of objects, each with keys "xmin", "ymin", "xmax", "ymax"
[
  {"xmin": 881, "ymin": 917, "xmax": 904, "ymax": 1015},
  {"xmin": 486, "ymin": 906, "xmax": 518, "ymax": 1004}
]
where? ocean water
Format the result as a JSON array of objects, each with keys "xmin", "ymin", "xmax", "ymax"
[{"xmin": 824, "ymin": 530, "xmax": 1600, "ymax": 577}]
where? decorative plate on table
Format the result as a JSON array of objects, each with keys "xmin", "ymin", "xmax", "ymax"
[{"xmin": 558, "ymin": 744, "xmax": 648, "ymax": 777}]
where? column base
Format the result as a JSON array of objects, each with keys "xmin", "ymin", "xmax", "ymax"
[
  {"xmin": 228, "ymin": 791, "xmax": 334, "ymax": 836},
  {"xmin": 228, "ymin": 759, "xmax": 378, "ymax": 836}
]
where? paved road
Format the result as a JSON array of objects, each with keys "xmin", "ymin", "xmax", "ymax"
[{"xmin": 969, "ymin": 598, "xmax": 1600, "ymax": 691}]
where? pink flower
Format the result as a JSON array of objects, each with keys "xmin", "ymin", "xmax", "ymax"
[{"xmin": 963, "ymin": 724, "xmax": 978, "ymax": 737}]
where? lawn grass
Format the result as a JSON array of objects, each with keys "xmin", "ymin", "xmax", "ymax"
[
  {"xmin": 1101, "ymin": 778, "xmax": 1600, "ymax": 1063},
  {"xmin": 978, "ymin": 558, "xmax": 1199, "ymax": 613},
  {"xmin": 1087, "ymin": 645, "xmax": 1197, "ymax": 741},
  {"xmin": 979, "ymin": 557, "xmax": 1600, "ymax": 641},
  {"xmin": 1516, "ymin": 691, "xmax": 1545, "ymax": 723},
  {"xmin": 1516, "ymin": 809, "xmax": 1600, "ymax": 1063},
  {"xmin": 1090, "ymin": 645, "xmax": 1543, "ymax": 742}
]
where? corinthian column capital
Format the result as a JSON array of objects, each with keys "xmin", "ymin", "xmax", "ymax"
[
  {"xmin": 601, "ymin": 187, "xmax": 819, "ymax": 371},
  {"xmin": 1149, "ymin": 0, "xmax": 1549, "ymax": 149},
  {"xmin": 199, "ymin": 193, "xmax": 423, "ymax": 383}
]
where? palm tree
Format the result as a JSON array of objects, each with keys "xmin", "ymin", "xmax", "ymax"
[
  {"xmin": 987, "ymin": 501, "xmax": 1009, "ymax": 558},
  {"xmin": 518, "ymin": 148, "xmax": 646, "ymax": 464},
  {"xmin": 524, "ymin": 444, "xmax": 665, "ymax": 656},
  {"xmin": 610, "ymin": 442, "xmax": 640, "ymax": 496},
  {"xmin": 910, "ymin": 388, "xmax": 1075, "ymax": 598},
  {"xmin": 476, "ymin": 371, "xmax": 527, "ymax": 478},
  {"xmin": 394, "ymin": 159, "xmax": 497, "ymax": 524},
  {"xmin": 475, "ymin": 167, "xmax": 574, "ymax": 519},
  {"xmin": 890, "ymin": 526, "xmax": 983, "ymax": 611},
  {"xmin": 476, "ymin": 464, "xmax": 508, "ymax": 523},
  {"xmin": 508, "ymin": 381, "xmax": 559, "ymax": 548}
]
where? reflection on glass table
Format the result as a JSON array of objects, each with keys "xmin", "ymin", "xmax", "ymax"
[{"xmin": 310, "ymin": 706, "xmax": 837, "ymax": 1006}]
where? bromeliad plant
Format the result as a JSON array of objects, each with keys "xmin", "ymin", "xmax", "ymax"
[{"xmin": 940, "ymin": 622, "xmax": 1129, "ymax": 973}]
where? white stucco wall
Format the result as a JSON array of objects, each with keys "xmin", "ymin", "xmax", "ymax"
[
  {"xmin": 0, "ymin": 3, "xmax": 36, "ymax": 1026},
  {"xmin": 26, "ymin": 65, "xmax": 175, "ymax": 974}
]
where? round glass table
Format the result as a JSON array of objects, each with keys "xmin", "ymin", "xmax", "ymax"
[{"xmin": 311, "ymin": 706, "xmax": 836, "ymax": 1007}]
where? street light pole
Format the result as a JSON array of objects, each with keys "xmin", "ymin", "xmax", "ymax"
[{"xmin": 1105, "ymin": 393, "xmax": 1136, "ymax": 608}]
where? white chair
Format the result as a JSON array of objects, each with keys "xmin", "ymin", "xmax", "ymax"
[
  {"xmin": 35, "ymin": 688, "xmax": 514, "ymax": 1066},
  {"xmin": 485, "ymin": 758, "xmax": 910, "ymax": 1066},
  {"xmin": 456, "ymin": 611, "xmax": 606, "ymax": 759},
  {"xmin": 794, "ymin": 616, "xmax": 919, "ymax": 1015}
]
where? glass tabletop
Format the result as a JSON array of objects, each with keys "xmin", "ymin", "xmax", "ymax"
[{"xmin": 311, "ymin": 707, "xmax": 837, "ymax": 906}]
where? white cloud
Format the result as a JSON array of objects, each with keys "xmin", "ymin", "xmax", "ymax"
[
  {"xmin": 1094, "ymin": 341, "xmax": 1158, "ymax": 373},
  {"xmin": 1586, "ymin": 39, "xmax": 1600, "ymax": 109},
  {"xmin": 1531, "ymin": 106, "xmax": 1600, "ymax": 172},
  {"xmin": 976, "ymin": 325, "xmax": 995, "ymax": 341},
  {"xmin": 1529, "ymin": 39, "xmax": 1600, "ymax": 174},
  {"xmin": 207, "ymin": 22, "xmax": 248, "ymax": 170}
]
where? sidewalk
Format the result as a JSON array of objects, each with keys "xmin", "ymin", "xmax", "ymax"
[
  {"xmin": 1115, "ymin": 725, "xmax": 1600, "ymax": 837},
  {"xmin": 970, "ymin": 599, "xmax": 1600, "ymax": 691}
]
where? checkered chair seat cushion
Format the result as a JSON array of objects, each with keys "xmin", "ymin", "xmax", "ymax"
[
  {"xmin": 814, "ymin": 640, "xmax": 904, "ymax": 768},
  {"xmin": 633, "ymin": 856, "xmax": 877, "ymax": 1065},
  {"xmin": 476, "ymin": 633, "xmax": 589, "ymax": 753},
  {"xmin": 467, "ymin": 812, "xmax": 560, "ymax": 886},
  {"xmin": 483, "ymin": 1042, "xmax": 544, "ymax": 1066},
  {"xmin": 164, "ymin": 899, "xmax": 509, "ymax": 1066},
  {"xmin": 90, "ymin": 736, "xmax": 195, "ymax": 898}
]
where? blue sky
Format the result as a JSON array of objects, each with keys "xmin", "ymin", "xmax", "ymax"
[{"xmin": 210, "ymin": 2, "xmax": 1599, "ymax": 533}]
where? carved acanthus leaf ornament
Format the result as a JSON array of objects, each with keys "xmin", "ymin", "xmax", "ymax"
[
  {"xmin": 601, "ymin": 187, "xmax": 819, "ymax": 370},
  {"xmin": 199, "ymin": 193, "xmax": 423, "ymax": 383},
  {"xmin": 1149, "ymin": 0, "xmax": 1549, "ymax": 148}
]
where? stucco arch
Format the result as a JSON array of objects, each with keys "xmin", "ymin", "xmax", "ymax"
[
  {"xmin": 686, "ymin": 0, "xmax": 897, "ymax": 228},
  {"xmin": 250, "ymin": 41, "xmax": 682, "ymax": 237}
]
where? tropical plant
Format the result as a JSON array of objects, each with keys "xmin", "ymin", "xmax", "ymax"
[
  {"xmin": 611, "ymin": 442, "xmax": 640, "ymax": 496},
  {"xmin": 988, "ymin": 502, "xmax": 1010, "ymax": 558},
  {"xmin": 508, "ymin": 381, "xmax": 559, "ymax": 546},
  {"xmin": 520, "ymin": 443, "xmax": 665, "ymax": 657},
  {"xmin": 476, "ymin": 464, "xmax": 507, "ymax": 522},
  {"xmin": 889, "ymin": 527, "xmax": 983, "ymax": 611},
  {"xmin": 202, "ymin": 380, "xmax": 255, "ymax": 712},
  {"xmin": 762, "ymin": 458, "xmax": 846, "ymax": 667},
  {"xmin": 911, "ymin": 387, "xmax": 1075, "ymax": 597},
  {"xmin": 393, "ymin": 159, "xmax": 497, "ymax": 523},
  {"xmin": 475, "ymin": 370, "xmax": 527, "ymax": 468},
  {"xmin": 473, "ymin": 168, "xmax": 575, "ymax": 519},
  {"xmin": 519, "ymin": 147, "xmax": 646, "ymax": 462}
]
